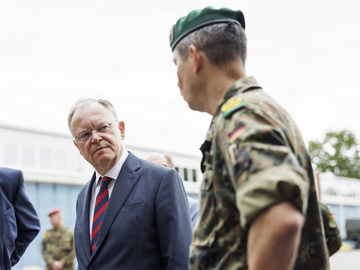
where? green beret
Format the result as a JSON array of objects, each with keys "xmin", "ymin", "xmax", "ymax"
[{"xmin": 170, "ymin": 6, "xmax": 245, "ymax": 51}]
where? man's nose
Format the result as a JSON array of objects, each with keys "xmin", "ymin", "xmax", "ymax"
[{"xmin": 90, "ymin": 130, "xmax": 102, "ymax": 142}]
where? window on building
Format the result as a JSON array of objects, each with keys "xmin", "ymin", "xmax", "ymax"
[
  {"xmin": 70, "ymin": 152, "xmax": 81, "ymax": 172},
  {"xmin": 22, "ymin": 146, "xmax": 35, "ymax": 167},
  {"xmin": 175, "ymin": 167, "xmax": 179, "ymax": 173},
  {"xmin": 55, "ymin": 151, "xmax": 66, "ymax": 170},
  {"xmin": 183, "ymin": 168, "xmax": 188, "ymax": 181},
  {"xmin": 39, "ymin": 148, "xmax": 52, "ymax": 169},
  {"xmin": 192, "ymin": 169, "xmax": 197, "ymax": 182},
  {"xmin": 4, "ymin": 144, "xmax": 17, "ymax": 165}
]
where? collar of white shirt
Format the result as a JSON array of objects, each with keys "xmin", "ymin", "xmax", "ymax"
[{"xmin": 94, "ymin": 148, "xmax": 129, "ymax": 186}]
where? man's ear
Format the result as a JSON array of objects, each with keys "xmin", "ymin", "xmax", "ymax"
[
  {"xmin": 73, "ymin": 141, "xmax": 82, "ymax": 156},
  {"xmin": 118, "ymin": 121, "xmax": 125, "ymax": 140},
  {"xmin": 189, "ymin": 45, "xmax": 202, "ymax": 74}
]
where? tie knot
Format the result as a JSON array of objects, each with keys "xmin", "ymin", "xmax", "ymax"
[{"xmin": 100, "ymin": 176, "xmax": 112, "ymax": 188}]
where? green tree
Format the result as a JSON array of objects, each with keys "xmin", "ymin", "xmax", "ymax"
[{"xmin": 308, "ymin": 130, "xmax": 360, "ymax": 179}]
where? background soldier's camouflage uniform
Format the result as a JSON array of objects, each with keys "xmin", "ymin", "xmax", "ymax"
[
  {"xmin": 189, "ymin": 76, "xmax": 329, "ymax": 270},
  {"xmin": 319, "ymin": 201, "xmax": 342, "ymax": 256},
  {"xmin": 41, "ymin": 227, "xmax": 75, "ymax": 270}
]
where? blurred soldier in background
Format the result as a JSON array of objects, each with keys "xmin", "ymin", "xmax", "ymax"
[
  {"xmin": 146, "ymin": 152, "xmax": 199, "ymax": 228},
  {"xmin": 319, "ymin": 201, "xmax": 342, "ymax": 256},
  {"xmin": 41, "ymin": 208, "xmax": 75, "ymax": 270}
]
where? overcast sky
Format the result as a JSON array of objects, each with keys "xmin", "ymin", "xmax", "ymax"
[{"xmin": 0, "ymin": 0, "xmax": 359, "ymax": 156}]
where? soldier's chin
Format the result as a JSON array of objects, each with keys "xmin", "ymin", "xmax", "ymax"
[
  {"xmin": 181, "ymin": 94, "xmax": 200, "ymax": 111},
  {"xmin": 186, "ymin": 100, "xmax": 201, "ymax": 112}
]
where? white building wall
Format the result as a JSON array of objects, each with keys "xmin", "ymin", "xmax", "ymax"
[
  {"xmin": 320, "ymin": 173, "xmax": 360, "ymax": 207},
  {"xmin": 319, "ymin": 173, "xmax": 360, "ymax": 238},
  {"xmin": 0, "ymin": 124, "xmax": 201, "ymax": 195}
]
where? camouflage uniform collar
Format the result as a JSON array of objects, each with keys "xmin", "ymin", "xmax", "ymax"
[
  {"xmin": 216, "ymin": 76, "xmax": 262, "ymax": 113},
  {"xmin": 52, "ymin": 226, "xmax": 66, "ymax": 232}
]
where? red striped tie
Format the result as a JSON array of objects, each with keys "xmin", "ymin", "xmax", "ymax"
[{"xmin": 91, "ymin": 176, "xmax": 111, "ymax": 254}]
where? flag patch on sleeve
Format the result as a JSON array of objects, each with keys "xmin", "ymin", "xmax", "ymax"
[{"xmin": 229, "ymin": 126, "xmax": 245, "ymax": 143}]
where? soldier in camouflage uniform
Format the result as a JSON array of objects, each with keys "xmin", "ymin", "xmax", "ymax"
[
  {"xmin": 41, "ymin": 208, "xmax": 75, "ymax": 270},
  {"xmin": 170, "ymin": 6, "xmax": 329, "ymax": 270},
  {"xmin": 319, "ymin": 201, "xmax": 342, "ymax": 256}
]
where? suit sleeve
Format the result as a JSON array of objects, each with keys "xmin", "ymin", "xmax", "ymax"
[
  {"xmin": 155, "ymin": 169, "xmax": 192, "ymax": 270},
  {"xmin": 188, "ymin": 198, "xmax": 199, "ymax": 229},
  {"xmin": 11, "ymin": 170, "xmax": 41, "ymax": 266}
]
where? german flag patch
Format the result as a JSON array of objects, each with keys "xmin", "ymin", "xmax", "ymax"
[
  {"xmin": 328, "ymin": 214, "xmax": 338, "ymax": 228},
  {"xmin": 229, "ymin": 126, "xmax": 246, "ymax": 143}
]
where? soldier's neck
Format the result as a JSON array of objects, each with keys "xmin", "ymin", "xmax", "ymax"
[
  {"xmin": 206, "ymin": 68, "xmax": 246, "ymax": 116},
  {"xmin": 54, "ymin": 223, "xmax": 64, "ymax": 230}
]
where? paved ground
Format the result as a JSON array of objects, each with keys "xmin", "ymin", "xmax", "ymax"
[{"xmin": 329, "ymin": 249, "xmax": 360, "ymax": 270}]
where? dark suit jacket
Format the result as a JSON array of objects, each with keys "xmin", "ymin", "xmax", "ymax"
[
  {"xmin": 75, "ymin": 152, "xmax": 192, "ymax": 270},
  {"xmin": 0, "ymin": 167, "xmax": 41, "ymax": 270}
]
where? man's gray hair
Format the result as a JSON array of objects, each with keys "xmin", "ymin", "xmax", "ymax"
[
  {"xmin": 164, "ymin": 154, "xmax": 175, "ymax": 169},
  {"xmin": 68, "ymin": 98, "xmax": 119, "ymax": 136},
  {"xmin": 175, "ymin": 22, "xmax": 247, "ymax": 67}
]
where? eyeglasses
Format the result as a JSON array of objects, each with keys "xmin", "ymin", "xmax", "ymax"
[{"xmin": 74, "ymin": 122, "xmax": 116, "ymax": 142}]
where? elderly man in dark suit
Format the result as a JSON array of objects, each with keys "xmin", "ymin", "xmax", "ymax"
[
  {"xmin": 68, "ymin": 98, "xmax": 192, "ymax": 270},
  {"xmin": 0, "ymin": 167, "xmax": 40, "ymax": 270}
]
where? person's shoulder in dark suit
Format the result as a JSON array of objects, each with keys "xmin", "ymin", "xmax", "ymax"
[{"xmin": 0, "ymin": 167, "xmax": 41, "ymax": 269}]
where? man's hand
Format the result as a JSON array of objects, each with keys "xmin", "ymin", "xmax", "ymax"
[
  {"xmin": 52, "ymin": 261, "xmax": 63, "ymax": 270},
  {"xmin": 247, "ymin": 201, "xmax": 304, "ymax": 270}
]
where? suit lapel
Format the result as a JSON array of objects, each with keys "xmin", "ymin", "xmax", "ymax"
[
  {"xmin": 81, "ymin": 172, "xmax": 96, "ymax": 261},
  {"xmin": 91, "ymin": 152, "xmax": 141, "ymax": 257}
]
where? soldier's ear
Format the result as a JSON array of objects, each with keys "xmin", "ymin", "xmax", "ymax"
[{"xmin": 189, "ymin": 45, "xmax": 202, "ymax": 74}]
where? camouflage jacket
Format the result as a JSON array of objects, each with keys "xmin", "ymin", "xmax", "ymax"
[
  {"xmin": 319, "ymin": 201, "xmax": 342, "ymax": 256},
  {"xmin": 41, "ymin": 227, "xmax": 75, "ymax": 270},
  {"xmin": 189, "ymin": 77, "xmax": 329, "ymax": 270}
]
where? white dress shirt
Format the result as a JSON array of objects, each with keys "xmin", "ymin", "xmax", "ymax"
[{"xmin": 89, "ymin": 149, "xmax": 129, "ymax": 240}]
